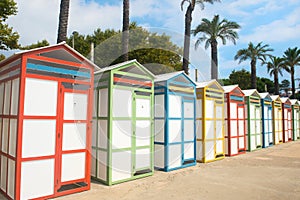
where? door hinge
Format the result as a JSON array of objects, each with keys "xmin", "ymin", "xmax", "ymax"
[{"xmin": 58, "ymin": 133, "xmax": 60, "ymax": 138}]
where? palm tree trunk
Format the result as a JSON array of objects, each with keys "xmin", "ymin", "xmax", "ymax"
[
  {"xmin": 211, "ymin": 40, "xmax": 218, "ymax": 80},
  {"xmin": 250, "ymin": 59, "xmax": 257, "ymax": 89},
  {"xmin": 182, "ymin": 4, "xmax": 193, "ymax": 75},
  {"xmin": 57, "ymin": 0, "xmax": 70, "ymax": 43},
  {"xmin": 122, "ymin": 0, "xmax": 130, "ymax": 62},
  {"xmin": 274, "ymin": 72, "xmax": 279, "ymax": 95},
  {"xmin": 291, "ymin": 66, "xmax": 295, "ymax": 98}
]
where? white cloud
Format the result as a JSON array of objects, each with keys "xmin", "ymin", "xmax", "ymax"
[{"xmin": 241, "ymin": 7, "xmax": 300, "ymax": 43}]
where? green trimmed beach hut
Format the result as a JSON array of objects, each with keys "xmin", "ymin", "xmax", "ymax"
[
  {"xmin": 242, "ymin": 89, "xmax": 262, "ymax": 151},
  {"xmin": 290, "ymin": 99, "xmax": 300, "ymax": 141},
  {"xmin": 92, "ymin": 60, "xmax": 155, "ymax": 185}
]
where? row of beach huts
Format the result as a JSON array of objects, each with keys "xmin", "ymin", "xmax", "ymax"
[{"xmin": 0, "ymin": 43, "xmax": 299, "ymax": 200}]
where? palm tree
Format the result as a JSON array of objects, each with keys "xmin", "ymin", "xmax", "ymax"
[
  {"xmin": 122, "ymin": 0, "xmax": 130, "ymax": 61},
  {"xmin": 265, "ymin": 56, "xmax": 287, "ymax": 95},
  {"xmin": 181, "ymin": 0, "xmax": 220, "ymax": 75},
  {"xmin": 57, "ymin": 0, "xmax": 70, "ymax": 43},
  {"xmin": 283, "ymin": 47, "xmax": 300, "ymax": 98},
  {"xmin": 192, "ymin": 15, "xmax": 240, "ymax": 80},
  {"xmin": 234, "ymin": 42, "xmax": 273, "ymax": 89}
]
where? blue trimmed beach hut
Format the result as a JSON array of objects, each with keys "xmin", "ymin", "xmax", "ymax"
[
  {"xmin": 154, "ymin": 71, "xmax": 196, "ymax": 171},
  {"xmin": 259, "ymin": 93, "xmax": 273, "ymax": 148}
]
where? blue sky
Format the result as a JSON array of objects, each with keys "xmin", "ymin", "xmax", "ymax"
[{"xmin": 4, "ymin": 0, "xmax": 300, "ymax": 83}]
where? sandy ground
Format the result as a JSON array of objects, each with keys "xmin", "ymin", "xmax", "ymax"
[{"xmin": 2, "ymin": 141, "xmax": 300, "ymax": 200}]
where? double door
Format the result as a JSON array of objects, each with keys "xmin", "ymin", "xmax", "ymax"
[
  {"xmin": 263, "ymin": 106, "xmax": 273, "ymax": 147},
  {"xmin": 248, "ymin": 104, "xmax": 262, "ymax": 151},
  {"xmin": 168, "ymin": 95, "xmax": 195, "ymax": 169},
  {"xmin": 204, "ymin": 100, "xmax": 224, "ymax": 162},
  {"xmin": 20, "ymin": 78, "xmax": 90, "ymax": 199},
  {"xmin": 111, "ymin": 89, "xmax": 152, "ymax": 183}
]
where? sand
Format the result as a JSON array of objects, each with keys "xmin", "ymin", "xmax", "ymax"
[
  {"xmin": 1, "ymin": 141, "xmax": 300, "ymax": 200},
  {"xmin": 56, "ymin": 140, "xmax": 300, "ymax": 200}
]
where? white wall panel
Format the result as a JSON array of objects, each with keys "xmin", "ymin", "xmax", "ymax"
[
  {"xmin": 64, "ymin": 93, "xmax": 88, "ymax": 120},
  {"xmin": 239, "ymin": 136, "xmax": 245, "ymax": 149},
  {"xmin": 99, "ymin": 88, "xmax": 108, "ymax": 117},
  {"xmin": 154, "ymin": 119, "xmax": 164, "ymax": 143},
  {"xmin": 7, "ymin": 159, "xmax": 15, "ymax": 199},
  {"xmin": 112, "ymin": 151, "xmax": 131, "ymax": 182},
  {"xmin": 112, "ymin": 89, "xmax": 132, "ymax": 117},
  {"xmin": 136, "ymin": 98, "xmax": 150, "ymax": 118},
  {"xmin": 11, "ymin": 78, "xmax": 19, "ymax": 115},
  {"xmin": 22, "ymin": 120, "xmax": 56, "ymax": 158},
  {"xmin": 9, "ymin": 119, "xmax": 17, "ymax": 157},
  {"xmin": 3, "ymin": 81, "xmax": 11, "ymax": 115},
  {"xmin": 205, "ymin": 100, "xmax": 214, "ymax": 118},
  {"xmin": 205, "ymin": 120, "xmax": 214, "ymax": 139},
  {"xmin": 154, "ymin": 95, "xmax": 165, "ymax": 118},
  {"xmin": 136, "ymin": 148, "xmax": 150, "ymax": 169},
  {"xmin": 184, "ymin": 102, "xmax": 194, "ymax": 118},
  {"xmin": 216, "ymin": 120, "xmax": 223, "ymax": 138},
  {"xmin": 196, "ymin": 120, "xmax": 202, "ymax": 140},
  {"xmin": 231, "ymin": 138, "xmax": 238, "ymax": 155},
  {"xmin": 169, "ymin": 120, "xmax": 181, "ymax": 143},
  {"xmin": 0, "ymin": 156, "xmax": 7, "ymax": 192},
  {"xmin": 154, "ymin": 144, "xmax": 164, "ymax": 168},
  {"xmin": 216, "ymin": 106, "xmax": 223, "ymax": 119},
  {"xmin": 168, "ymin": 145, "xmax": 181, "ymax": 169},
  {"xmin": 62, "ymin": 123, "xmax": 86, "ymax": 150},
  {"xmin": 97, "ymin": 150, "xmax": 107, "ymax": 181},
  {"xmin": 184, "ymin": 143, "xmax": 194, "ymax": 160},
  {"xmin": 2, "ymin": 118, "xmax": 9, "ymax": 153},
  {"xmin": 20, "ymin": 159, "xmax": 55, "ymax": 200},
  {"xmin": 196, "ymin": 100, "xmax": 202, "ymax": 118},
  {"xmin": 169, "ymin": 95, "xmax": 181, "ymax": 118},
  {"xmin": 238, "ymin": 107, "xmax": 244, "ymax": 118},
  {"xmin": 205, "ymin": 141, "xmax": 214, "ymax": 161},
  {"xmin": 216, "ymin": 140, "xmax": 224, "ymax": 154},
  {"xmin": 112, "ymin": 120, "xmax": 132, "ymax": 149},
  {"xmin": 0, "ymin": 83, "xmax": 4, "ymax": 114},
  {"xmin": 61, "ymin": 153, "xmax": 86, "ymax": 182},
  {"xmin": 91, "ymin": 149, "xmax": 96, "ymax": 177},
  {"xmin": 24, "ymin": 78, "xmax": 58, "ymax": 116},
  {"xmin": 238, "ymin": 120, "xmax": 245, "ymax": 136},
  {"xmin": 184, "ymin": 120, "xmax": 194, "ymax": 141},
  {"xmin": 230, "ymin": 120, "xmax": 238, "ymax": 137},
  {"xmin": 196, "ymin": 141, "xmax": 202, "ymax": 160},
  {"xmin": 230, "ymin": 103, "xmax": 237, "ymax": 118},
  {"xmin": 136, "ymin": 120, "xmax": 151, "ymax": 147},
  {"xmin": 98, "ymin": 120, "xmax": 107, "ymax": 149}
]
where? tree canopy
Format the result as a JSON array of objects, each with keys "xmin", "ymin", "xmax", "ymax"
[
  {"xmin": 220, "ymin": 69, "xmax": 275, "ymax": 93},
  {"xmin": 66, "ymin": 23, "xmax": 183, "ymax": 75},
  {"xmin": 0, "ymin": 0, "xmax": 19, "ymax": 51}
]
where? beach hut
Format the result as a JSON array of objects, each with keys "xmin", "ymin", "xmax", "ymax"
[
  {"xmin": 271, "ymin": 95, "xmax": 283, "ymax": 144},
  {"xmin": 281, "ymin": 97, "xmax": 293, "ymax": 143},
  {"xmin": 154, "ymin": 71, "xmax": 196, "ymax": 171},
  {"xmin": 92, "ymin": 60, "xmax": 155, "ymax": 185},
  {"xmin": 196, "ymin": 80, "xmax": 225, "ymax": 163},
  {"xmin": 223, "ymin": 85, "xmax": 246, "ymax": 156},
  {"xmin": 259, "ymin": 93, "xmax": 273, "ymax": 148},
  {"xmin": 0, "ymin": 42, "xmax": 96, "ymax": 200},
  {"xmin": 291, "ymin": 100, "xmax": 300, "ymax": 141},
  {"xmin": 242, "ymin": 89, "xmax": 262, "ymax": 151}
]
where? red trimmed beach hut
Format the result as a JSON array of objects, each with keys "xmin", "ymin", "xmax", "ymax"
[
  {"xmin": 281, "ymin": 97, "xmax": 292, "ymax": 143},
  {"xmin": 223, "ymin": 85, "xmax": 246, "ymax": 156},
  {"xmin": 0, "ymin": 42, "xmax": 97, "ymax": 200}
]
